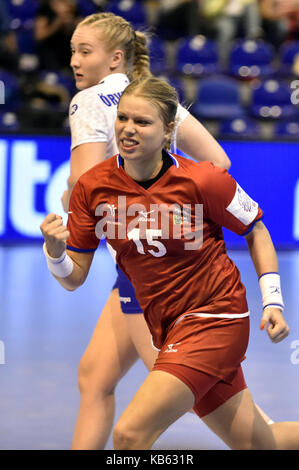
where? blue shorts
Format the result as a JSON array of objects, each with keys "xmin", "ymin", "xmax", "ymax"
[{"xmin": 113, "ymin": 265, "xmax": 142, "ymax": 314}]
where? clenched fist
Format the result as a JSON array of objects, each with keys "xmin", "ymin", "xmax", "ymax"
[
  {"xmin": 260, "ymin": 307, "xmax": 290, "ymax": 343},
  {"xmin": 40, "ymin": 213, "xmax": 70, "ymax": 258}
]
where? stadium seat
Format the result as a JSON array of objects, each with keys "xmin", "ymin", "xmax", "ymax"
[
  {"xmin": 250, "ymin": 79, "xmax": 297, "ymax": 119},
  {"xmin": 219, "ymin": 117, "xmax": 262, "ymax": 138},
  {"xmin": 8, "ymin": 0, "xmax": 37, "ymax": 55},
  {"xmin": 175, "ymin": 35, "xmax": 220, "ymax": 77},
  {"xmin": 0, "ymin": 112, "xmax": 19, "ymax": 131},
  {"xmin": 77, "ymin": 0, "xmax": 98, "ymax": 16},
  {"xmin": 228, "ymin": 39, "xmax": 276, "ymax": 79},
  {"xmin": 15, "ymin": 23, "xmax": 36, "ymax": 54},
  {"xmin": 147, "ymin": 37, "xmax": 167, "ymax": 75},
  {"xmin": 157, "ymin": 75, "xmax": 185, "ymax": 103},
  {"xmin": 105, "ymin": 0, "xmax": 147, "ymax": 29},
  {"xmin": 39, "ymin": 71, "xmax": 76, "ymax": 96},
  {"xmin": 274, "ymin": 120, "xmax": 299, "ymax": 137},
  {"xmin": 192, "ymin": 76, "xmax": 245, "ymax": 119},
  {"xmin": 167, "ymin": 77, "xmax": 185, "ymax": 103},
  {"xmin": 7, "ymin": 0, "xmax": 38, "ymax": 21},
  {"xmin": 279, "ymin": 41, "xmax": 299, "ymax": 77}
]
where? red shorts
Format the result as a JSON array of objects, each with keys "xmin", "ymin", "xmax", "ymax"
[
  {"xmin": 152, "ymin": 314, "xmax": 249, "ymax": 417},
  {"xmin": 153, "ymin": 362, "xmax": 247, "ymax": 418}
]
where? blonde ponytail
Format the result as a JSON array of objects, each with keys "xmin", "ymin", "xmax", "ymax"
[{"xmin": 129, "ymin": 31, "xmax": 152, "ymax": 81}]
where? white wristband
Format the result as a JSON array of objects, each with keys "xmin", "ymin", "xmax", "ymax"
[
  {"xmin": 258, "ymin": 272, "xmax": 284, "ymax": 311},
  {"xmin": 43, "ymin": 243, "xmax": 74, "ymax": 278}
]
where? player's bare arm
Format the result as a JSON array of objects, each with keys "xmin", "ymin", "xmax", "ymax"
[
  {"xmin": 176, "ymin": 113, "xmax": 231, "ymax": 170},
  {"xmin": 244, "ymin": 220, "xmax": 290, "ymax": 343},
  {"xmin": 62, "ymin": 142, "xmax": 107, "ymax": 212}
]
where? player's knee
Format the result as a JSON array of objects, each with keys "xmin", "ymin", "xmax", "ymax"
[
  {"xmin": 230, "ymin": 434, "xmax": 276, "ymax": 450},
  {"xmin": 113, "ymin": 422, "xmax": 139, "ymax": 450},
  {"xmin": 230, "ymin": 438, "xmax": 255, "ymax": 450},
  {"xmin": 77, "ymin": 355, "xmax": 116, "ymax": 398}
]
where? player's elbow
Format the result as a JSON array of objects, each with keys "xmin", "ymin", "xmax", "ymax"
[
  {"xmin": 64, "ymin": 283, "xmax": 79, "ymax": 292},
  {"xmin": 217, "ymin": 153, "xmax": 231, "ymax": 170},
  {"xmin": 55, "ymin": 278, "xmax": 80, "ymax": 291},
  {"xmin": 223, "ymin": 156, "xmax": 231, "ymax": 170},
  {"xmin": 55, "ymin": 272, "xmax": 87, "ymax": 292},
  {"xmin": 67, "ymin": 175, "xmax": 77, "ymax": 190},
  {"xmin": 245, "ymin": 220, "xmax": 266, "ymax": 241},
  {"xmin": 66, "ymin": 274, "xmax": 88, "ymax": 291}
]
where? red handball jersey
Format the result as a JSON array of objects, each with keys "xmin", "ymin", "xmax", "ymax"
[{"xmin": 67, "ymin": 154, "xmax": 263, "ymax": 349}]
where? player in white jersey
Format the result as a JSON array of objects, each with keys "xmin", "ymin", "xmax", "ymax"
[
  {"xmin": 61, "ymin": 13, "xmax": 274, "ymax": 449},
  {"xmin": 69, "ymin": 73, "xmax": 129, "ymax": 157}
]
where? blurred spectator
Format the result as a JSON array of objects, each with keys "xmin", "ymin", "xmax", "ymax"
[
  {"xmin": 18, "ymin": 69, "xmax": 72, "ymax": 131},
  {"xmin": 0, "ymin": 1, "xmax": 19, "ymax": 72},
  {"xmin": 198, "ymin": 0, "xmax": 263, "ymax": 66},
  {"xmin": 259, "ymin": 0, "xmax": 299, "ymax": 48},
  {"xmin": 155, "ymin": 0, "xmax": 200, "ymax": 41},
  {"xmin": 34, "ymin": 0, "xmax": 82, "ymax": 71}
]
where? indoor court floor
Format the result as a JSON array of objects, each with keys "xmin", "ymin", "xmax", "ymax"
[{"xmin": 0, "ymin": 243, "xmax": 298, "ymax": 450}]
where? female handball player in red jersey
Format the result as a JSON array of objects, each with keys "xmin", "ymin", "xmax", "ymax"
[
  {"xmin": 62, "ymin": 12, "xmax": 234, "ymax": 450},
  {"xmin": 41, "ymin": 77, "xmax": 299, "ymax": 450}
]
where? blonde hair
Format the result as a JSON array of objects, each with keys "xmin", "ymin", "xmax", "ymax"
[
  {"xmin": 120, "ymin": 77, "xmax": 179, "ymax": 150},
  {"xmin": 77, "ymin": 13, "xmax": 152, "ymax": 81}
]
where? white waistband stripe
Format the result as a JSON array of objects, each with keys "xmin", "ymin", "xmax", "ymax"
[{"xmin": 174, "ymin": 311, "xmax": 250, "ymax": 327}]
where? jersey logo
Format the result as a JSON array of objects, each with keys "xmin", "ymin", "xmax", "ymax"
[
  {"xmin": 138, "ymin": 210, "xmax": 155, "ymax": 222},
  {"xmin": 270, "ymin": 286, "xmax": 281, "ymax": 294},
  {"xmin": 120, "ymin": 296, "xmax": 131, "ymax": 304},
  {"xmin": 107, "ymin": 204, "xmax": 117, "ymax": 216},
  {"xmin": 164, "ymin": 343, "xmax": 181, "ymax": 353},
  {"xmin": 70, "ymin": 104, "xmax": 78, "ymax": 115}
]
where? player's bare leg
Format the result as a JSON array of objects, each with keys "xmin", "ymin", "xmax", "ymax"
[
  {"xmin": 125, "ymin": 310, "xmax": 278, "ymax": 426},
  {"xmin": 254, "ymin": 403, "xmax": 273, "ymax": 424},
  {"xmin": 72, "ymin": 289, "xmax": 139, "ymax": 449},
  {"xmin": 202, "ymin": 388, "xmax": 299, "ymax": 449},
  {"xmin": 125, "ymin": 313, "xmax": 158, "ymax": 371},
  {"xmin": 71, "ymin": 289, "xmax": 282, "ymax": 450},
  {"xmin": 113, "ymin": 370, "xmax": 195, "ymax": 450},
  {"xmin": 266, "ymin": 422, "xmax": 299, "ymax": 449}
]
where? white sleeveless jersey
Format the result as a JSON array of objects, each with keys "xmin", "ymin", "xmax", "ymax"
[{"xmin": 69, "ymin": 73, "xmax": 189, "ymax": 157}]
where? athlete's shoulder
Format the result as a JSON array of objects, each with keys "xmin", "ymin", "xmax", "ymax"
[
  {"xmin": 173, "ymin": 154, "xmax": 221, "ymax": 177},
  {"xmin": 69, "ymin": 84, "xmax": 103, "ymax": 116},
  {"xmin": 71, "ymin": 84, "xmax": 101, "ymax": 103},
  {"xmin": 98, "ymin": 73, "xmax": 129, "ymax": 91},
  {"xmin": 95, "ymin": 73, "xmax": 129, "ymax": 106},
  {"xmin": 78, "ymin": 154, "xmax": 118, "ymax": 186},
  {"xmin": 69, "ymin": 74, "xmax": 129, "ymax": 117},
  {"xmin": 173, "ymin": 154, "xmax": 234, "ymax": 195}
]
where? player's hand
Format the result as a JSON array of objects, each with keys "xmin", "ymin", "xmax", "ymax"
[
  {"xmin": 40, "ymin": 213, "xmax": 70, "ymax": 258},
  {"xmin": 260, "ymin": 307, "xmax": 290, "ymax": 343}
]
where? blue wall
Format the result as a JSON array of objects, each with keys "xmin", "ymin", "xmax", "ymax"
[
  {"xmin": 221, "ymin": 141, "xmax": 299, "ymax": 249},
  {"xmin": 0, "ymin": 136, "xmax": 298, "ymax": 248}
]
